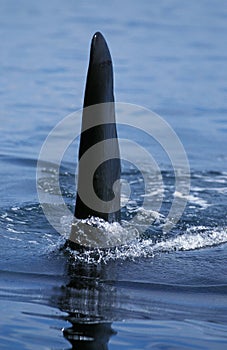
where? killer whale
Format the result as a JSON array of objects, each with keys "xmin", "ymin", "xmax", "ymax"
[{"xmin": 74, "ymin": 32, "xmax": 121, "ymax": 223}]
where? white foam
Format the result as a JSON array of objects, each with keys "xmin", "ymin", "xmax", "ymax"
[
  {"xmin": 67, "ymin": 220, "xmax": 227, "ymax": 264},
  {"xmin": 154, "ymin": 227, "xmax": 227, "ymax": 252},
  {"xmin": 70, "ymin": 216, "xmax": 139, "ymax": 249}
]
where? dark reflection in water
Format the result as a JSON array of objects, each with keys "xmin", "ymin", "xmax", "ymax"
[
  {"xmin": 63, "ymin": 322, "xmax": 116, "ymax": 350},
  {"xmin": 54, "ymin": 257, "xmax": 117, "ymax": 349}
]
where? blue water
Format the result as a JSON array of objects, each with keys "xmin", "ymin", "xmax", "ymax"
[{"xmin": 1, "ymin": 0, "xmax": 227, "ymax": 349}]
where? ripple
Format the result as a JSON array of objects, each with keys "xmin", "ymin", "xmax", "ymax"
[{"xmin": 66, "ymin": 222, "xmax": 227, "ymax": 264}]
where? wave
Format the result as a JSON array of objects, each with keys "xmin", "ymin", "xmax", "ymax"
[
  {"xmin": 0, "ymin": 167, "xmax": 226, "ymax": 264},
  {"xmin": 66, "ymin": 219, "xmax": 227, "ymax": 264}
]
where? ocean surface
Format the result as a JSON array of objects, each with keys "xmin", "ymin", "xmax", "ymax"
[{"xmin": 1, "ymin": 0, "xmax": 227, "ymax": 349}]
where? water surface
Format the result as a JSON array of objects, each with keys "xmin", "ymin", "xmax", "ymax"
[{"xmin": 1, "ymin": 1, "xmax": 227, "ymax": 349}]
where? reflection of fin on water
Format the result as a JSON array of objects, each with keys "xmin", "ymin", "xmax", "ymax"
[
  {"xmin": 74, "ymin": 32, "xmax": 121, "ymax": 223},
  {"xmin": 63, "ymin": 322, "xmax": 116, "ymax": 350},
  {"xmin": 57, "ymin": 263, "xmax": 117, "ymax": 349}
]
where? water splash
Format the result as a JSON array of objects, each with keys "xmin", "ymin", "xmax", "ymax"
[
  {"xmin": 65, "ymin": 218, "xmax": 227, "ymax": 264},
  {"xmin": 1, "ymin": 168, "xmax": 226, "ymax": 264}
]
